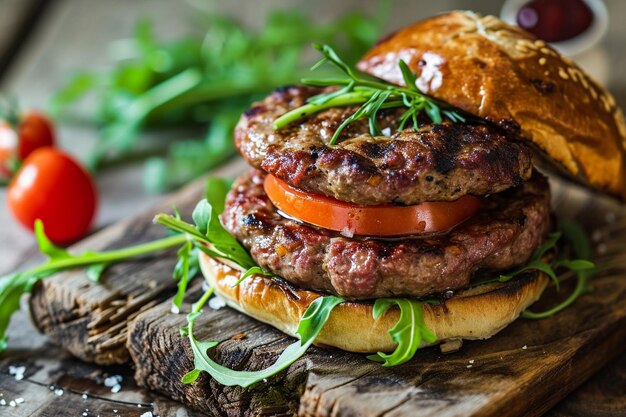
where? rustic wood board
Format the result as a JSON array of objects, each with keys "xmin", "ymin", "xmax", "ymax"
[{"xmin": 24, "ymin": 169, "xmax": 626, "ymax": 416}]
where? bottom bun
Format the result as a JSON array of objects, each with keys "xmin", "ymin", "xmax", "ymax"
[{"xmin": 199, "ymin": 253, "xmax": 548, "ymax": 353}]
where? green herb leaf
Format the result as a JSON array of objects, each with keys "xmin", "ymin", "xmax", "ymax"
[
  {"xmin": 52, "ymin": 7, "xmax": 386, "ymax": 190},
  {"xmin": 398, "ymin": 60, "xmax": 418, "ymax": 92},
  {"xmin": 522, "ymin": 221, "xmax": 596, "ymax": 319},
  {"xmin": 183, "ymin": 289, "xmax": 343, "ymax": 387},
  {"xmin": 231, "ymin": 266, "xmax": 272, "ymax": 288},
  {"xmin": 274, "ymin": 44, "xmax": 466, "ymax": 145},
  {"xmin": 205, "ymin": 177, "xmax": 233, "ymax": 215},
  {"xmin": 367, "ymin": 298, "xmax": 436, "ymax": 367},
  {"xmin": 34, "ymin": 220, "xmax": 71, "ymax": 260},
  {"xmin": 171, "ymin": 241, "xmax": 196, "ymax": 313},
  {"xmin": 0, "ymin": 274, "xmax": 35, "ymax": 352},
  {"xmin": 181, "ymin": 369, "xmax": 201, "ymax": 384},
  {"xmin": 191, "ymin": 200, "xmax": 211, "ymax": 235},
  {"xmin": 86, "ymin": 263, "xmax": 109, "ymax": 283},
  {"xmin": 155, "ymin": 179, "xmax": 265, "ymax": 277},
  {"xmin": 0, "ymin": 226, "xmax": 186, "ymax": 353},
  {"xmin": 296, "ymin": 296, "xmax": 344, "ymax": 344}
]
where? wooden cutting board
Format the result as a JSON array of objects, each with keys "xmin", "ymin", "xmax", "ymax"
[{"xmin": 27, "ymin": 159, "xmax": 626, "ymax": 416}]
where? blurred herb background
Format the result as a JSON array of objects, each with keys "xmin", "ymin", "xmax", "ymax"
[{"xmin": 50, "ymin": 2, "xmax": 389, "ymax": 192}]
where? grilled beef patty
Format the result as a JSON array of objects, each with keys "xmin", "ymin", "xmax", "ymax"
[
  {"xmin": 235, "ymin": 85, "xmax": 534, "ymax": 205},
  {"xmin": 221, "ymin": 169, "xmax": 551, "ymax": 299}
]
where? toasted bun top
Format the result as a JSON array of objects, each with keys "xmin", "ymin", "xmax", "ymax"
[{"xmin": 357, "ymin": 11, "xmax": 626, "ymax": 200}]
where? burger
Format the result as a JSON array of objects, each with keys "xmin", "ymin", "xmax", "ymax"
[{"xmin": 197, "ymin": 11, "xmax": 626, "ymax": 364}]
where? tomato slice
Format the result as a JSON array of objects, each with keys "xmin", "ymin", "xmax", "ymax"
[{"xmin": 263, "ymin": 174, "xmax": 481, "ymax": 237}]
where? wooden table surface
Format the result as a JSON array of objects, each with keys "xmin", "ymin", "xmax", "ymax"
[{"xmin": 0, "ymin": 1, "xmax": 624, "ymax": 416}]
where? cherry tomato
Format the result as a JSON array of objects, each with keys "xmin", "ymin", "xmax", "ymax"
[
  {"xmin": 0, "ymin": 111, "xmax": 55, "ymax": 177},
  {"xmin": 264, "ymin": 174, "xmax": 480, "ymax": 237},
  {"xmin": 7, "ymin": 147, "xmax": 97, "ymax": 243}
]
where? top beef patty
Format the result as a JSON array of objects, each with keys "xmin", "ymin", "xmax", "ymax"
[{"xmin": 235, "ymin": 85, "xmax": 534, "ymax": 205}]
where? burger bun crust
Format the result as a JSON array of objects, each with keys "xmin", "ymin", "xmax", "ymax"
[
  {"xmin": 199, "ymin": 253, "xmax": 548, "ymax": 353},
  {"xmin": 358, "ymin": 11, "xmax": 626, "ymax": 200}
]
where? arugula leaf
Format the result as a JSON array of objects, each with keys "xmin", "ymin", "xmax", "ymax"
[
  {"xmin": 86, "ymin": 263, "xmax": 109, "ymax": 283},
  {"xmin": 156, "ymin": 199, "xmax": 256, "ymax": 270},
  {"xmin": 498, "ymin": 232, "xmax": 562, "ymax": 285},
  {"xmin": 0, "ymin": 273, "xmax": 38, "ymax": 351},
  {"xmin": 51, "ymin": 6, "xmax": 387, "ymax": 191},
  {"xmin": 231, "ymin": 266, "xmax": 271, "ymax": 288},
  {"xmin": 273, "ymin": 45, "xmax": 466, "ymax": 145},
  {"xmin": 296, "ymin": 296, "xmax": 344, "ymax": 344},
  {"xmin": 522, "ymin": 221, "xmax": 596, "ymax": 319},
  {"xmin": 155, "ymin": 177, "xmax": 271, "ymax": 296},
  {"xmin": 204, "ymin": 177, "xmax": 233, "ymax": 215},
  {"xmin": 367, "ymin": 299, "xmax": 436, "ymax": 367},
  {"xmin": 34, "ymin": 220, "xmax": 71, "ymax": 260},
  {"xmin": 171, "ymin": 241, "xmax": 196, "ymax": 314},
  {"xmin": 0, "ymin": 226, "xmax": 186, "ymax": 353},
  {"xmin": 182, "ymin": 290, "xmax": 343, "ymax": 387}
]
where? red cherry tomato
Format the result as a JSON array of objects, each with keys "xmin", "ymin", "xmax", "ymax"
[
  {"xmin": 7, "ymin": 147, "xmax": 97, "ymax": 244},
  {"xmin": 0, "ymin": 111, "xmax": 55, "ymax": 177}
]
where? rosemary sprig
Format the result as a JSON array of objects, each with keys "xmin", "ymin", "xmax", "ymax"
[{"xmin": 273, "ymin": 44, "xmax": 465, "ymax": 145}]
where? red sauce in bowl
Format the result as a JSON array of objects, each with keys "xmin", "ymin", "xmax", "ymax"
[{"xmin": 516, "ymin": 0, "xmax": 594, "ymax": 42}]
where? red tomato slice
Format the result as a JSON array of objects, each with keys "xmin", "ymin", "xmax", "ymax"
[{"xmin": 263, "ymin": 174, "xmax": 480, "ymax": 237}]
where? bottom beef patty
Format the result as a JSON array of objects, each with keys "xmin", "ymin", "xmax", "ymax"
[{"xmin": 221, "ymin": 169, "xmax": 551, "ymax": 299}]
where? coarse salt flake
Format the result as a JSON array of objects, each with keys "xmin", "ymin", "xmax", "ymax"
[
  {"xmin": 54, "ymin": 388, "xmax": 64, "ymax": 396},
  {"xmin": 8, "ymin": 365, "xmax": 26, "ymax": 380},
  {"xmin": 522, "ymin": 345, "xmax": 528, "ymax": 350},
  {"xmin": 208, "ymin": 296, "xmax": 226, "ymax": 310},
  {"xmin": 15, "ymin": 398, "xmax": 24, "ymax": 404},
  {"xmin": 104, "ymin": 375, "xmax": 123, "ymax": 387}
]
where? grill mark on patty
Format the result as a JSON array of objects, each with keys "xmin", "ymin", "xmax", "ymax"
[
  {"xmin": 221, "ymin": 169, "xmax": 552, "ymax": 299},
  {"xmin": 235, "ymin": 85, "xmax": 534, "ymax": 205}
]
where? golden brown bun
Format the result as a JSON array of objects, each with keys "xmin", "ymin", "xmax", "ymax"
[
  {"xmin": 199, "ymin": 253, "xmax": 548, "ymax": 353},
  {"xmin": 357, "ymin": 11, "xmax": 626, "ymax": 200}
]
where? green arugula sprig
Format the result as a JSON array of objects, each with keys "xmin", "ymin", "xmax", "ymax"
[
  {"xmin": 273, "ymin": 44, "xmax": 465, "ymax": 145},
  {"xmin": 521, "ymin": 221, "xmax": 595, "ymax": 319},
  {"xmin": 497, "ymin": 230, "xmax": 594, "ymax": 291},
  {"xmin": 368, "ymin": 298, "xmax": 437, "ymax": 367},
  {"xmin": 50, "ymin": 5, "xmax": 389, "ymax": 192},
  {"xmin": 154, "ymin": 178, "xmax": 272, "ymax": 313},
  {"xmin": 0, "ymin": 221, "xmax": 186, "ymax": 352},
  {"xmin": 181, "ymin": 287, "xmax": 343, "ymax": 387},
  {"xmin": 470, "ymin": 225, "xmax": 594, "ymax": 320}
]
